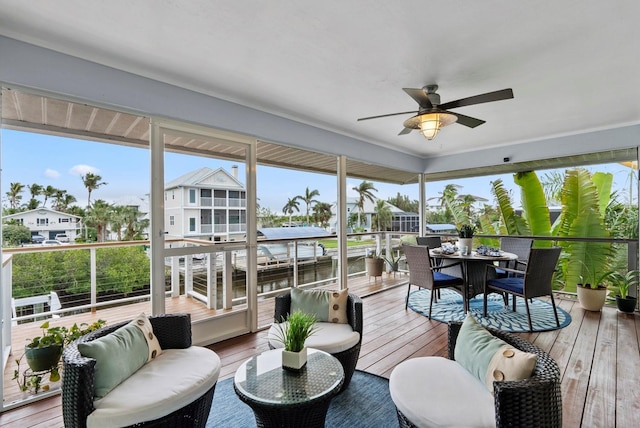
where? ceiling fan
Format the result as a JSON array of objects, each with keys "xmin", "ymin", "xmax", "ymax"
[{"xmin": 357, "ymin": 85, "xmax": 514, "ymax": 140}]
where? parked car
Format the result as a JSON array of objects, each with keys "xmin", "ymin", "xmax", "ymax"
[
  {"xmin": 42, "ymin": 239, "xmax": 63, "ymax": 246},
  {"xmin": 54, "ymin": 233, "xmax": 70, "ymax": 243},
  {"xmin": 30, "ymin": 235, "xmax": 46, "ymax": 244}
]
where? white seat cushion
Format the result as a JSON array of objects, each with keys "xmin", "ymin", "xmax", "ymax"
[
  {"xmin": 268, "ymin": 321, "xmax": 360, "ymax": 354},
  {"xmin": 389, "ymin": 357, "xmax": 495, "ymax": 428},
  {"xmin": 87, "ymin": 346, "xmax": 221, "ymax": 428}
]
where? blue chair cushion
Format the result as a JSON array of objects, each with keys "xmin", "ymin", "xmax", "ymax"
[
  {"xmin": 434, "ymin": 271, "xmax": 463, "ymax": 286},
  {"xmin": 487, "ymin": 277, "xmax": 524, "ymax": 293}
]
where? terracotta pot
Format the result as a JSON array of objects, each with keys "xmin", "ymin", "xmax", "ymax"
[
  {"xmin": 615, "ymin": 295, "xmax": 637, "ymax": 313},
  {"xmin": 577, "ymin": 285, "xmax": 607, "ymax": 311}
]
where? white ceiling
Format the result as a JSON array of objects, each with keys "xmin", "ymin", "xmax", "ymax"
[{"xmin": 0, "ymin": 0, "xmax": 638, "ymax": 159}]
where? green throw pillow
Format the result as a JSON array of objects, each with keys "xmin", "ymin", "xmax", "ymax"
[
  {"xmin": 454, "ymin": 314, "xmax": 537, "ymax": 391},
  {"xmin": 290, "ymin": 288, "xmax": 348, "ymax": 323},
  {"xmin": 78, "ymin": 322, "xmax": 149, "ymax": 398}
]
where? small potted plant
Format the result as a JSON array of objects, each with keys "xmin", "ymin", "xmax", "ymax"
[
  {"xmin": 382, "ymin": 249, "xmax": 404, "ymax": 273},
  {"xmin": 610, "ymin": 270, "xmax": 638, "ymax": 313},
  {"xmin": 364, "ymin": 248, "xmax": 385, "ymax": 278},
  {"xmin": 14, "ymin": 319, "xmax": 106, "ymax": 394},
  {"xmin": 576, "ymin": 265, "xmax": 616, "ymax": 312},
  {"xmin": 271, "ymin": 309, "xmax": 317, "ymax": 371},
  {"xmin": 457, "ymin": 224, "xmax": 476, "ymax": 255}
]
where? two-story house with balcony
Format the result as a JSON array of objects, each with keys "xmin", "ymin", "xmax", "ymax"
[
  {"xmin": 4, "ymin": 207, "xmax": 82, "ymax": 241},
  {"xmin": 164, "ymin": 166, "xmax": 247, "ymax": 241}
]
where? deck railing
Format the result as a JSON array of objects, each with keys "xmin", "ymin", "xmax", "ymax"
[{"xmin": 3, "ymin": 233, "xmax": 637, "ymax": 326}]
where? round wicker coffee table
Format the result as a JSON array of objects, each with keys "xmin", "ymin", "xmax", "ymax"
[{"xmin": 234, "ymin": 348, "xmax": 344, "ymax": 428}]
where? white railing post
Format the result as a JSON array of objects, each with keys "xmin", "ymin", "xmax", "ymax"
[
  {"xmin": 222, "ymin": 251, "xmax": 233, "ymax": 309},
  {"xmin": 90, "ymin": 247, "xmax": 97, "ymax": 312},
  {"xmin": 206, "ymin": 252, "xmax": 217, "ymax": 309},
  {"xmin": 171, "ymin": 256, "xmax": 180, "ymax": 297},
  {"xmin": 293, "ymin": 241, "xmax": 299, "ymax": 288},
  {"xmin": 185, "ymin": 255, "xmax": 193, "ymax": 296},
  {"xmin": 385, "ymin": 233, "xmax": 392, "ymax": 273}
]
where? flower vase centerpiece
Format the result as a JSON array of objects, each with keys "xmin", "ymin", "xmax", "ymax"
[
  {"xmin": 457, "ymin": 224, "xmax": 476, "ymax": 255},
  {"xmin": 272, "ymin": 309, "xmax": 317, "ymax": 371}
]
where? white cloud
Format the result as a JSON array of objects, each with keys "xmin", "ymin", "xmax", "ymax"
[
  {"xmin": 69, "ymin": 164, "xmax": 99, "ymax": 176},
  {"xmin": 45, "ymin": 169, "xmax": 61, "ymax": 178}
]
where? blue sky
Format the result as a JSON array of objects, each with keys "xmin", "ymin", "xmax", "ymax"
[{"xmin": 1, "ymin": 129, "xmax": 636, "ymax": 213}]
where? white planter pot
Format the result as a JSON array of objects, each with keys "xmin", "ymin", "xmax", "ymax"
[
  {"xmin": 577, "ymin": 285, "xmax": 607, "ymax": 311},
  {"xmin": 458, "ymin": 238, "xmax": 473, "ymax": 255},
  {"xmin": 282, "ymin": 347, "xmax": 307, "ymax": 371}
]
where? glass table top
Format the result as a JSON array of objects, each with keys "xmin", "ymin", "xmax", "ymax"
[{"xmin": 234, "ymin": 348, "xmax": 344, "ymax": 405}]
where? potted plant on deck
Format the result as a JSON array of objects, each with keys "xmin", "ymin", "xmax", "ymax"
[
  {"xmin": 610, "ymin": 270, "xmax": 638, "ymax": 313},
  {"xmin": 364, "ymin": 249, "xmax": 385, "ymax": 278},
  {"xmin": 457, "ymin": 224, "xmax": 476, "ymax": 255},
  {"xmin": 14, "ymin": 319, "xmax": 106, "ymax": 394},
  {"xmin": 382, "ymin": 248, "xmax": 404, "ymax": 273},
  {"xmin": 271, "ymin": 309, "xmax": 317, "ymax": 371},
  {"xmin": 576, "ymin": 268, "xmax": 616, "ymax": 312}
]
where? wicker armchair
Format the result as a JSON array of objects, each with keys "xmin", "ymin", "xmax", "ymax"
[
  {"xmin": 392, "ymin": 321, "xmax": 562, "ymax": 428},
  {"xmin": 62, "ymin": 313, "xmax": 217, "ymax": 428},
  {"xmin": 269, "ymin": 291, "xmax": 363, "ymax": 392}
]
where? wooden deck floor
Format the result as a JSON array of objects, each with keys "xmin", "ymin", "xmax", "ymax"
[{"xmin": 2, "ymin": 273, "xmax": 639, "ymax": 427}]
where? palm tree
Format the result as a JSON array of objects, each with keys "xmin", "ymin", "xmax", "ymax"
[
  {"xmin": 109, "ymin": 206, "xmax": 128, "ymax": 240},
  {"xmin": 27, "ymin": 183, "xmax": 43, "ymax": 208},
  {"xmin": 374, "ymin": 199, "xmax": 393, "ymax": 231},
  {"xmin": 82, "ymin": 172, "xmax": 107, "ymax": 207},
  {"xmin": 55, "ymin": 192, "xmax": 77, "ymax": 212},
  {"xmin": 85, "ymin": 199, "xmax": 113, "ymax": 242},
  {"xmin": 122, "ymin": 206, "xmax": 149, "ymax": 240},
  {"xmin": 352, "ymin": 181, "xmax": 377, "ymax": 228},
  {"xmin": 6, "ymin": 182, "xmax": 25, "ymax": 209},
  {"xmin": 312, "ymin": 202, "xmax": 333, "ymax": 227},
  {"xmin": 296, "ymin": 187, "xmax": 320, "ymax": 225},
  {"xmin": 282, "ymin": 197, "xmax": 300, "ymax": 225},
  {"xmin": 41, "ymin": 185, "xmax": 58, "ymax": 208}
]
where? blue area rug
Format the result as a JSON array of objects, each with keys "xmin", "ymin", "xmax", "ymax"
[
  {"xmin": 408, "ymin": 288, "xmax": 571, "ymax": 332},
  {"xmin": 206, "ymin": 370, "xmax": 398, "ymax": 427}
]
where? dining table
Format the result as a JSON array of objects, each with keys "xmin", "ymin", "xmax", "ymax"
[{"xmin": 429, "ymin": 248, "xmax": 518, "ymax": 312}]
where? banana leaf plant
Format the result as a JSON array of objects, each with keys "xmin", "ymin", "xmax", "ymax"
[
  {"xmin": 556, "ymin": 168, "xmax": 613, "ymax": 290},
  {"xmin": 514, "ymin": 172, "xmax": 552, "ymax": 247}
]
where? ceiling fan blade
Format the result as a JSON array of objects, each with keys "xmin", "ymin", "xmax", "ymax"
[
  {"xmin": 439, "ymin": 88, "xmax": 513, "ymax": 110},
  {"xmin": 402, "ymin": 88, "xmax": 432, "ymax": 109},
  {"xmin": 450, "ymin": 112, "xmax": 486, "ymax": 128},
  {"xmin": 398, "ymin": 127, "xmax": 413, "ymax": 135},
  {"xmin": 357, "ymin": 111, "xmax": 416, "ymax": 121}
]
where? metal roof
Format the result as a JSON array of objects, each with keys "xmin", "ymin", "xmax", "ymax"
[{"xmin": 257, "ymin": 227, "xmax": 330, "ymax": 240}]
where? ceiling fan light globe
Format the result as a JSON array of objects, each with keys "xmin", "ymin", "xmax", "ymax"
[{"xmin": 419, "ymin": 112, "xmax": 457, "ymax": 140}]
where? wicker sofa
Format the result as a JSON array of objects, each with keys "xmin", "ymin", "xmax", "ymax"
[
  {"xmin": 390, "ymin": 321, "xmax": 562, "ymax": 428},
  {"xmin": 62, "ymin": 313, "xmax": 220, "ymax": 428},
  {"xmin": 267, "ymin": 291, "xmax": 363, "ymax": 392}
]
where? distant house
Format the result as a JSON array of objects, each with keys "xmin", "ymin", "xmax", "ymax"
[
  {"xmin": 164, "ymin": 166, "xmax": 246, "ymax": 241},
  {"xmin": 329, "ymin": 197, "xmax": 419, "ymax": 233},
  {"xmin": 4, "ymin": 208, "xmax": 82, "ymax": 240}
]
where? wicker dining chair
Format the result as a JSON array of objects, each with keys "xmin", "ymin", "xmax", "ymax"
[
  {"xmin": 391, "ymin": 321, "xmax": 562, "ymax": 428},
  {"xmin": 402, "ymin": 244, "xmax": 464, "ymax": 316},
  {"xmin": 484, "ymin": 247, "xmax": 562, "ymax": 332},
  {"xmin": 498, "ymin": 236, "xmax": 533, "ymax": 273}
]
